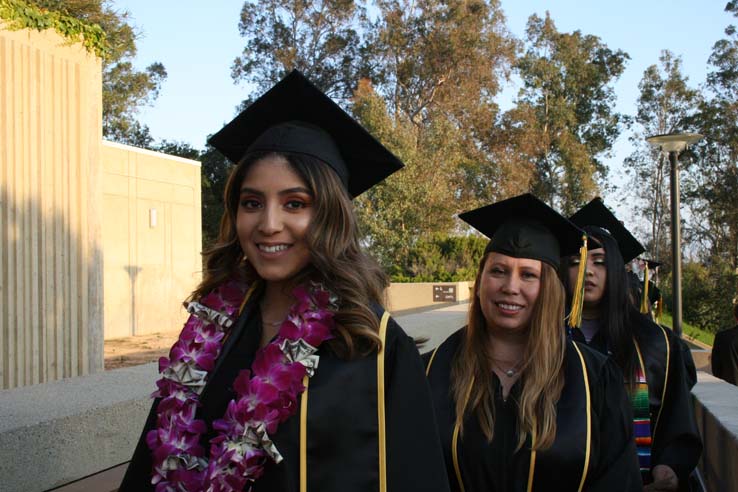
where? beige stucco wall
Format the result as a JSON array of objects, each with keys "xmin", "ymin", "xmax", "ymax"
[
  {"xmin": 102, "ymin": 141, "xmax": 202, "ymax": 339},
  {"xmin": 386, "ymin": 281, "xmax": 473, "ymax": 313},
  {"xmin": 0, "ymin": 24, "xmax": 103, "ymax": 388}
]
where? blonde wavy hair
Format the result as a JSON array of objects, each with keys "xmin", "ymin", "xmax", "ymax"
[
  {"xmin": 451, "ymin": 251, "xmax": 566, "ymax": 450},
  {"xmin": 190, "ymin": 151, "xmax": 388, "ymax": 358}
]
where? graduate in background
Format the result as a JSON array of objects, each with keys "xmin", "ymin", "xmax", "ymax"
[
  {"xmin": 120, "ymin": 70, "xmax": 450, "ymax": 492},
  {"xmin": 636, "ymin": 259, "xmax": 696, "ymax": 390},
  {"xmin": 711, "ymin": 302, "xmax": 738, "ymax": 386},
  {"xmin": 425, "ymin": 194, "xmax": 641, "ymax": 492},
  {"xmin": 563, "ymin": 198, "xmax": 701, "ymax": 492}
]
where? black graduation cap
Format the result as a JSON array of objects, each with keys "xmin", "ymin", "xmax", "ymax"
[
  {"xmin": 207, "ymin": 70, "xmax": 404, "ymax": 197},
  {"xmin": 458, "ymin": 193, "xmax": 587, "ymax": 270},
  {"xmin": 642, "ymin": 259, "xmax": 662, "ymax": 269},
  {"xmin": 568, "ymin": 197, "xmax": 645, "ymax": 263}
]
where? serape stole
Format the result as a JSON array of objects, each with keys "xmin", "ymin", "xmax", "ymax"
[{"xmin": 631, "ymin": 340, "xmax": 652, "ymax": 476}]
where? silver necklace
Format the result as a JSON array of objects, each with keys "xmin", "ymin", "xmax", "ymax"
[
  {"xmin": 260, "ymin": 306, "xmax": 285, "ymax": 327},
  {"xmin": 492, "ymin": 359, "xmax": 521, "ymax": 378}
]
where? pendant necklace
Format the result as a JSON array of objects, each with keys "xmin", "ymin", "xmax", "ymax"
[{"xmin": 492, "ymin": 358, "xmax": 521, "ymax": 378}]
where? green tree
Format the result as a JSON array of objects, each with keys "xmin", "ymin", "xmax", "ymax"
[
  {"xmin": 351, "ymin": 0, "xmax": 516, "ymax": 270},
  {"xmin": 198, "ymin": 146, "xmax": 234, "ymax": 249},
  {"xmin": 352, "ymin": 79, "xmax": 463, "ymax": 271},
  {"xmin": 500, "ymin": 12, "xmax": 629, "ymax": 214},
  {"xmin": 232, "ymin": 0, "xmax": 369, "ymax": 100},
  {"xmin": 371, "ymin": 0, "xmax": 517, "ymax": 205},
  {"xmin": 622, "ymin": 51, "xmax": 699, "ymax": 265},
  {"xmin": 27, "ymin": 0, "xmax": 167, "ymax": 146},
  {"xmin": 672, "ymin": 2, "xmax": 738, "ymax": 329},
  {"xmin": 664, "ymin": 261, "xmax": 736, "ymax": 332}
]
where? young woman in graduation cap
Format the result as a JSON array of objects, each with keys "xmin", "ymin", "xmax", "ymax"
[
  {"xmin": 424, "ymin": 193, "xmax": 641, "ymax": 492},
  {"xmin": 119, "ymin": 70, "xmax": 450, "ymax": 492},
  {"xmin": 562, "ymin": 198, "xmax": 702, "ymax": 491}
]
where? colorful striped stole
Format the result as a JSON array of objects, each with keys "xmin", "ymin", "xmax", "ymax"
[{"xmin": 631, "ymin": 341, "xmax": 652, "ymax": 476}]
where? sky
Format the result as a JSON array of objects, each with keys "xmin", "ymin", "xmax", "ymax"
[{"xmin": 112, "ymin": 0, "xmax": 733, "ymax": 223}]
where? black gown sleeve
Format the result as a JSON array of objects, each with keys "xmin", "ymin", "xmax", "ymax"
[
  {"xmin": 651, "ymin": 331, "xmax": 702, "ymax": 489},
  {"xmin": 586, "ymin": 358, "xmax": 642, "ymax": 492},
  {"xmin": 676, "ymin": 337, "xmax": 697, "ymax": 390},
  {"xmin": 385, "ymin": 319, "xmax": 452, "ymax": 492},
  {"xmin": 710, "ymin": 329, "xmax": 738, "ymax": 385},
  {"xmin": 711, "ymin": 331, "xmax": 725, "ymax": 380}
]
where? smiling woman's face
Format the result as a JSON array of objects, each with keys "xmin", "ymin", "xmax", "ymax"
[
  {"xmin": 478, "ymin": 252, "xmax": 542, "ymax": 333},
  {"xmin": 236, "ymin": 155, "xmax": 314, "ymax": 286}
]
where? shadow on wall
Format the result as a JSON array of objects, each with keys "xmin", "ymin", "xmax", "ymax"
[
  {"xmin": 0, "ymin": 184, "xmax": 104, "ymax": 389},
  {"xmin": 123, "ymin": 265, "xmax": 142, "ymax": 336}
]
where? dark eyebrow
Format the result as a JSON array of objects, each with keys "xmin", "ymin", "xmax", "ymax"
[{"xmin": 239, "ymin": 186, "xmax": 313, "ymax": 196}]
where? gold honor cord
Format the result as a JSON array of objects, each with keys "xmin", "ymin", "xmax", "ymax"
[
  {"xmin": 425, "ymin": 345, "xmax": 441, "ymax": 376},
  {"xmin": 299, "ymin": 375, "xmax": 309, "ymax": 492},
  {"xmin": 299, "ymin": 310, "xmax": 391, "ymax": 492},
  {"xmin": 239, "ymin": 282, "xmax": 260, "ymax": 315},
  {"xmin": 640, "ymin": 266, "xmax": 650, "ymax": 314},
  {"xmin": 452, "ymin": 376, "xmax": 474, "ymax": 492},
  {"xmin": 377, "ymin": 311, "xmax": 390, "ymax": 492},
  {"xmin": 527, "ymin": 432, "xmax": 537, "ymax": 492},
  {"xmin": 571, "ymin": 343, "xmax": 593, "ymax": 492},
  {"xmin": 634, "ymin": 339, "xmax": 647, "ymax": 383},
  {"xmin": 651, "ymin": 326, "xmax": 671, "ymax": 439}
]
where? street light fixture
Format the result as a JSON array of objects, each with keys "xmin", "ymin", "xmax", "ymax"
[{"xmin": 646, "ymin": 132, "xmax": 704, "ymax": 337}]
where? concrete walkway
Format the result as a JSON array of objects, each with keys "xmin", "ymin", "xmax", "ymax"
[{"xmin": 395, "ymin": 302, "xmax": 468, "ymax": 352}]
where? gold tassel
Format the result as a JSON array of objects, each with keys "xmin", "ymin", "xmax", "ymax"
[
  {"xmin": 568, "ymin": 234, "xmax": 588, "ymax": 328},
  {"xmin": 640, "ymin": 265, "xmax": 650, "ymax": 314},
  {"xmin": 655, "ymin": 294, "xmax": 663, "ymax": 323}
]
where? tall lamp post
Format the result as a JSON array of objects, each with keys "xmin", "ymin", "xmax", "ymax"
[{"xmin": 646, "ymin": 132, "xmax": 703, "ymax": 337}]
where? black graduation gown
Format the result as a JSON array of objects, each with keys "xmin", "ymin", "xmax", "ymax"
[
  {"xmin": 120, "ymin": 295, "xmax": 451, "ymax": 492},
  {"xmin": 424, "ymin": 328, "xmax": 641, "ymax": 492},
  {"xmin": 711, "ymin": 325, "xmax": 738, "ymax": 385},
  {"xmin": 570, "ymin": 313, "xmax": 702, "ymax": 488}
]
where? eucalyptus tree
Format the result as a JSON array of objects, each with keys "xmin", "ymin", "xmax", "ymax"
[
  {"xmin": 231, "ymin": 0, "xmax": 370, "ymax": 100},
  {"xmin": 499, "ymin": 12, "xmax": 629, "ymax": 214},
  {"xmin": 685, "ymin": 1, "xmax": 738, "ymax": 292},
  {"xmin": 623, "ymin": 51, "xmax": 699, "ymax": 262}
]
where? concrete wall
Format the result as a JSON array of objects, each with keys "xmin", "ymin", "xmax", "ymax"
[
  {"xmin": 693, "ymin": 372, "xmax": 738, "ymax": 492},
  {"xmin": 0, "ymin": 24, "xmax": 103, "ymax": 389},
  {"xmin": 102, "ymin": 141, "xmax": 202, "ymax": 339},
  {"xmin": 386, "ymin": 281, "xmax": 473, "ymax": 313},
  {"xmin": 0, "ymin": 363, "xmax": 157, "ymax": 492}
]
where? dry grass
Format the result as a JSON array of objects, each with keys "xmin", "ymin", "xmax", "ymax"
[{"xmin": 104, "ymin": 331, "xmax": 181, "ymax": 370}]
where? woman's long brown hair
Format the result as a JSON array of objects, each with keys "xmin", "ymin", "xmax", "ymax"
[
  {"xmin": 190, "ymin": 151, "xmax": 388, "ymax": 357},
  {"xmin": 451, "ymin": 252, "xmax": 566, "ymax": 451}
]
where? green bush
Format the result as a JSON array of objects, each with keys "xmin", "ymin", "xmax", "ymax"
[
  {"xmin": 389, "ymin": 234, "xmax": 486, "ymax": 282},
  {"xmin": 661, "ymin": 260, "xmax": 737, "ymax": 333}
]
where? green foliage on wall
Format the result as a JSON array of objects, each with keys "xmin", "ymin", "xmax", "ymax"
[{"xmin": 0, "ymin": 0, "xmax": 107, "ymax": 57}]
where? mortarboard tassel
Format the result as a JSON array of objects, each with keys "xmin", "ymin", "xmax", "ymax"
[
  {"xmin": 640, "ymin": 265, "xmax": 650, "ymax": 314},
  {"xmin": 568, "ymin": 234, "xmax": 588, "ymax": 328},
  {"xmin": 655, "ymin": 293, "xmax": 663, "ymax": 323}
]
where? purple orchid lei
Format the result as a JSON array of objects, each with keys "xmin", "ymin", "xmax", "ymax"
[{"xmin": 146, "ymin": 280, "xmax": 337, "ymax": 492}]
